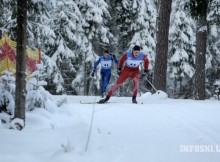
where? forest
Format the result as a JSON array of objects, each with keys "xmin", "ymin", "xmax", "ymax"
[{"xmin": 0, "ymin": 0, "xmax": 220, "ymax": 99}]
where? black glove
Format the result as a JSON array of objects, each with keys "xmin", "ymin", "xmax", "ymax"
[
  {"xmin": 141, "ymin": 70, "xmax": 149, "ymax": 78},
  {"xmin": 91, "ymin": 71, "xmax": 95, "ymax": 77},
  {"xmin": 112, "ymin": 54, "xmax": 116, "ymax": 60},
  {"xmin": 117, "ymin": 68, "xmax": 121, "ymax": 76}
]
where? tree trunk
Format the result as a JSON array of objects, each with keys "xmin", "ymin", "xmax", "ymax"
[
  {"xmin": 153, "ymin": 0, "xmax": 172, "ymax": 92},
  {"xmin": 14, "ymin": 0, "xmax": 27, "ymax": 127},
  {"xmin": 194, "ymin": 18, "xmax": 207, "ymax": 100}
]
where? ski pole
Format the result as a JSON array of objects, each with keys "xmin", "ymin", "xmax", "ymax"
[
  {"xmin": 146, "ymin": 78, "xmax": 158, "ymax": 92},
  {"xmin": 88, "ymin": 77, "xmax": 94, "ymax": 96}
]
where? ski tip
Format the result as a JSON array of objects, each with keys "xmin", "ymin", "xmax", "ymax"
[{"xmin": 97, "ymin": 101, "xmax": 104, "ymax": 104}]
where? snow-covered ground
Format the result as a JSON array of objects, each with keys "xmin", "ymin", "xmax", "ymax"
[{"xmin": 1, "ymin": 93, "xmax": 220, "ymax": 162}]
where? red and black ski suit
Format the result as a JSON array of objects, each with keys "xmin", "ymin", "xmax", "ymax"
[{"xmin": 107, "ymin": 51, "xmax": 149, "ymax": 97}]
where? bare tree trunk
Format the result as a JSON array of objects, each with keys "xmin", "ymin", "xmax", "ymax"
[
  {"xmin": 194, "ymin": 17, "xmax": 207, "ymax": 100},
  {"xmin": 153, "ymin": 0, "xmax": 172, "ymax": 92},
  {"xmin": 173, "ymin": 77, "xmax": 177, "ymax": 98},
  {"xmin": 84, "ymin": 62, "xmax": 88, "ymax": 95},
  {"xmin": 14, "ymin": 0, "xmax": 27, "ymax": 128}
]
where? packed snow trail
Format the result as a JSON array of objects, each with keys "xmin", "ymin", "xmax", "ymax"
[
  {"xmin": 63, "ymin": 95, "xmax": 220, "ymax": 162},
  {"xmin": 0, "ymin": 95, "xmax": 220, "ymax": 162}
]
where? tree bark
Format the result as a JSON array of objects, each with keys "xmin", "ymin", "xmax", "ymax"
[
  {"xmin": 194, "ymin": 18, "xmax": 207, "ymax": 100},
  {"xmin": 14, "ymin": 0, "xmax": 27, "ymax": 125},
  {"xmin": 153, "ymin": 0, "xmax": 172, "ymax": 92}
]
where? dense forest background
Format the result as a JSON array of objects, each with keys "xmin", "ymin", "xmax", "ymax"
[{"xmin": 0, "ymin": 0, "xmax": 220, "ymax": 99}]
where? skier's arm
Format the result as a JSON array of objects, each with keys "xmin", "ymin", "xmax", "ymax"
[
  {"xmin": 93, "ymin": 58, "xmax": 101, "ymax": 72},
  {"xmin": 118, "ymin": 53, "xmax": 127, "ymax": 69},
  {"xmin": 143, "ymin": 55, "xmax": 149, "ymax": 71},
  {"xmin": 111, "ymin": 54, "xmax": 118, "ymax": 65}
]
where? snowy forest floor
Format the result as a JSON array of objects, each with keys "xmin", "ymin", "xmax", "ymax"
[{"xmin": 1, "ymin": 93, "xmax": 220, "ymax": 162}]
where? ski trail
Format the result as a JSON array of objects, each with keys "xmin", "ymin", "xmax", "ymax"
[{"xmin": 154, "ymin": 103, "xmax": 220, "ymax": 145}]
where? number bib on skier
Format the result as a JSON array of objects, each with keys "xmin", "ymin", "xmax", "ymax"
[
  {"xmin": 125, "ymin": 51, "xmax": 144, "ymax": 68},
  {"xmin": 101, "ymin": 60, "xmax": 112, "ymax": 69}
]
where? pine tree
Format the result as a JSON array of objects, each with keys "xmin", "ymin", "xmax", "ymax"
[
  {"xmin": 185, "ymin": 0, "xmax": 209, "ymax": 100},
  {"xmin": 77, "ymin": 0, "xmax": 112, "ymax": 52},
  {"xmin": 0, "ymin": 71, "xmax": 15, "ymax": 115},
  {"xmin": 0, "ymin": 0, "xmax": 17, "ymax": 38},
  {"xmin": 168, "ymin": 0, "xmax": 196, "ymax": 98},
  {"xmin": 26, "ymin": 64, "xmax": 48, "ymax": 111},
  {"xmin": 42, "ymin": 54, "xmax": 64, "ymax": 94},
  {"xmin": 50, "ymin": 0, "xmax": 84, "ymax": 94},
  {"xmin": 0, "ymin": 0, "xmax": 5, "ymax": 36},
  {"xmin": 25, "ymin": 0, "xmax": 65, "ymax": 95},
  {"xmin": 107, "ymin": 0, "xmax": 136, "ymax": 53},
  {"xmin": 205, "ymin": 0, "xmax": 220, "ymax": 97},
  {"xmin": 206, "ymin": 24, "xmax": 220, "ymax": 97},
  {"xmin": 27, "ymin": 0, "xmax": 56, "ymax": 55},
  {"xmin": 129, "ymin": 0, "xmax": 156, "ymax": 64},
  {"xmin": 70, "ymin": 0, "xmax": 113, "ymax": 95}
]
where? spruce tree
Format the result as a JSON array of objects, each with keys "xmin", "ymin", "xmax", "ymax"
[
  {"xmin": 185, "ymin": 0, "xmax": 209, "ymax": 100},
  {"xmin": 72, "ymin": 0, "xmax": 113, "ymax": 95},
  {"xmin": 27, "ymin": 0, "xmax": 56, "ymax": 54},
  {"xmin": 205, "ymin": 0, "xmax": 220, "ymax": 97},
  {"xmin": 168, "ymin": 0, "xmax": 196, "ymax": 98}
]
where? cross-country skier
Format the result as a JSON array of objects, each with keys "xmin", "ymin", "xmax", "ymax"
[
  {"xmin": 98, "ymin": 45, "xmax": 149, "ymax": 104},
  {"xmin": 91, "ymin": 49, "xmax": 118, "ymax": 97}
]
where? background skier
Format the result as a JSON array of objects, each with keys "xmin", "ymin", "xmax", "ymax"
[{"xmin": 92, "ymin": 50, "xmax": 118, "ymax": 97}]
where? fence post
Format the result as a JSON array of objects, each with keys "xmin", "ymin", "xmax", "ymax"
[{"xmin": 38, "ymin": 48, "xmax": 41, "ymax": 64}]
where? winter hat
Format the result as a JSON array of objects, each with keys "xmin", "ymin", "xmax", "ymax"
[
  {"xmin": 104, "ymin": 49, "xmax": 109, "ymax": 53},
  {"xmin": 133, "ymin": 45, "xmax": 141, "ymax": 51}
]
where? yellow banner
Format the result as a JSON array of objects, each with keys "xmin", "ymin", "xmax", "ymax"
[{"xmin": 0, "ymin": 33, "xmax": 41, "ymax": 78}]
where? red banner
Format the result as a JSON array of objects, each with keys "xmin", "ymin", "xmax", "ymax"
[{"xmin": 0, "ymin": 33, "xmax": 41, "ymax": 78}]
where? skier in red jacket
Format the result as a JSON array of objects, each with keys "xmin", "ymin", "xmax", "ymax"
[{"xmin": 98, "ymin": 45, "xmax": 149, "ymax": 104}]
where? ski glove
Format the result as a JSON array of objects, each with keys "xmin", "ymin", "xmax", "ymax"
[
  {"xmin": 112, "ymin": 54, "xmax": 116, "ymax": 60},
  {"xmin": 117, "ymin": 68, "xmax": 121, "ymax": 76},
  {"xmin": 141, "ymin": 70, "xmax": 149, "ymax": 78},
  {"xmin": 91, "ymin": 71, "xmax": 95, "ymax": 77}
]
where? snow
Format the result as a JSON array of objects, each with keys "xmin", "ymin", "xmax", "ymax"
[
  {"xmin": 1, "ymin": 93, "xmax": 220, "ymax": 162},
  {"xmin": 198, "ymin": 26, "xmax": 208, "ymax": 32},
  {"xmin": 213, "ymin": 80, "xmax": 220, "ymax": 86}
]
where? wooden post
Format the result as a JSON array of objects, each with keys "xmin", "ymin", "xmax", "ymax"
[
  {"xmin": 38, "ymin": 48, "xmax": 41, "ymax": 64},
  {"xmin": 4, "ymin": 33, "xmax": 9, "ymax": 71}
]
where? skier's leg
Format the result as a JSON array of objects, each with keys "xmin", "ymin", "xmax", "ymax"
[
  {"xmin": 107, "ymin": 70, "xmax": 129, "ymax": 96},
  {"xmin": 133, "ymin": 76, "xmax": 139, "ymax": 96},
  {"xmin": 103, "ymin": 72, "xmax": 111, "ymax": 93},
  {"xmin": 131, "ymin": 73, "xmax": 140, "ymax": 103},
  {"xmin": 98, "ymin": 70, "xmax": 129, "ymax": 104},
  {"xmin": 101, "ymin": 71, "xmax": 105, "ymax": 96}
]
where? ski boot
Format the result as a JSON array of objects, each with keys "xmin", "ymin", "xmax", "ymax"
[
  {"xmin": 98, "ymin": 95, "xmax": 110, "ymax": 104},
  {"xmin": 132, "ymin": 96, "xmax": 137, "ymax": 104}
]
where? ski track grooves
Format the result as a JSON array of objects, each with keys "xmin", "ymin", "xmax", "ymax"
[{"xmin": 155, "ymin": 105, "xmax": 220, "ymax": 144}]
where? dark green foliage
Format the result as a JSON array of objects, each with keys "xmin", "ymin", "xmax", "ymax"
[
  {"xmin": 185, "ymin": 0, "xmax": 220, "ymax": 24},
  {"xmin": 208, "ymin": 0, "xmax": 220, "ymax": 25},
  {"xmin": 186, "ymin": 0, "xmax": 210, "ymax": 20}
]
